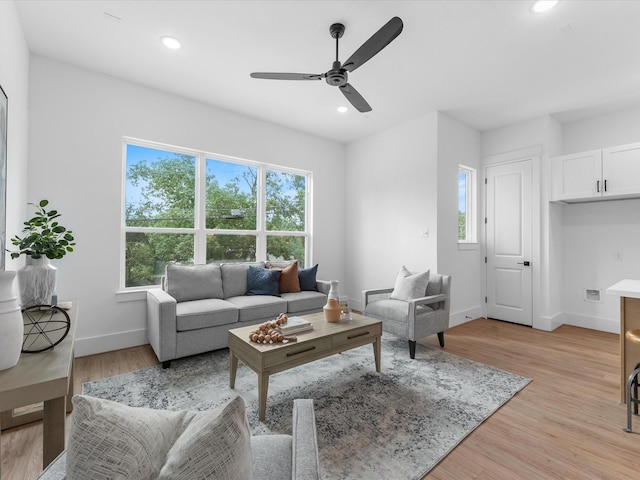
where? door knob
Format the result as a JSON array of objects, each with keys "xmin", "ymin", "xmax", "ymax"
[{"xmin": 517, "ymin": 261, "xmax": 531, "ymax": 266}]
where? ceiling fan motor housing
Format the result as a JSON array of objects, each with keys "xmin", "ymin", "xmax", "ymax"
[{"xmin": 326, "ymin": 61, "xmax": 347, "ymax": 86}]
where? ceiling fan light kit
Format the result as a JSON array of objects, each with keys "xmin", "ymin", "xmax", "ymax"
[{"xmin": 250, "ymin": 17, "xmax": 403, "ymax": 113}]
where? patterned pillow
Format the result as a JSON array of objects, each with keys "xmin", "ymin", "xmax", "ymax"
[
  {"xmin": 66, "ymin": 395, "xmax": 252, "ymax": 480},
  {"xmin": 390, "ymin": 266, "xmax": 430, "ymax": 302}
]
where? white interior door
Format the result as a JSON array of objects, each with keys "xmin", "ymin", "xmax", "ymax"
[{"xmin": 485, "ymin": 160, "xmax": 532, "ymax": 326}]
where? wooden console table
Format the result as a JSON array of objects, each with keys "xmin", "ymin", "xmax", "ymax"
[
  {"xmin": 606, "ymin": 281, "xmax": 640, "ymax": 403},
  {"xmin": 0, "ymin": 302, "xmax": 77, "ymax": 474}
]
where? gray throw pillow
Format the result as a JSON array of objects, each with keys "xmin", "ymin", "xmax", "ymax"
[
  {"xmin": 165, "ymin": 263, "xmax": 223, "ymax": 302},
  {"xmin": 66, "ymin": 395, "xmax": 252, "ymax": 480},
  {"xmin": 390, "ymin": 266, "xmax": 430, "ymax": 302}
]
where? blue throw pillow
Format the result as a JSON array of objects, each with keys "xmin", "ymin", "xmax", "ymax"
[
  {"xmin": 247, "ymin": 266, "xmax": 281, "ymax": 296},
  {"xmin": 298, "ymin": 264, "xmax": 318, "ymax": 291}
]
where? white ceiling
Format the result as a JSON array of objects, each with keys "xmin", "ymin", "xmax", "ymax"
[{"xmin": 13, "ymin": 0, "xmax": 640, "ymax": 144}]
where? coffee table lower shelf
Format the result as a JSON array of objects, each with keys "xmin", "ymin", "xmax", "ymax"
[{"xmin": 228, "ymin": 312, "xmax": 382, "ymax": 421}]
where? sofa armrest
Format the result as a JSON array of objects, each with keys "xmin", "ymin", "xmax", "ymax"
[
  {"xmin": 316, "ymin": 280, "xmax": 330, "ymax": 295},
  {"xmin": 146, "ymin": 288, "xmax": 178, "ymax": 363},
  {"xmin": 291, "ymin": 399, "xmax": 321, "ymax": 480},
  {"xmin": 410, "ymin": 294, "xmax": 446, "ymax": 308}
]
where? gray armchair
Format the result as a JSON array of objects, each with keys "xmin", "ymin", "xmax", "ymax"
[{"xmin": 362, "ymin": 272, "xmax": 451, "ymax": 359}]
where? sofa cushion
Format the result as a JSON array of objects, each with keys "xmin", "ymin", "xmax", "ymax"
[
  {"xmin": 270, "ymin": 261, "xmax": 301, "ymax": 293},
  {"xmin": 281, "ymin": 291, "xmax": 327, "ymax": 314},
  {"xmin": 390, "ymin": 266, "xmax": 430, "ymax": 302},
  {"xmin": 366, "ymin": 298, "xmax": 434, "ymax": 323},
  {"xmin": 165, "ymin": 263, "xmax": 223, "ymax": 302},
  {"xmin": 66, "ymin": 395, "xmax": 252, "ymax": 480},
  {"xmin": 176, "ymin": 299, "xmax": 239, "ymax": 331},
  {"xmin": 247, "ymin": 265, "xmax": 281, "ymax": 296},
  {"xmin": 221, "ymin": 262, "xmax": 265, "ymax": 298},
  {"xmin": 298, "ymin": 264, "xmax": 319, "ymax": 291},
  {"xmin": 226, "ymin": 295, "xmax": 288, "ymax": 322}
]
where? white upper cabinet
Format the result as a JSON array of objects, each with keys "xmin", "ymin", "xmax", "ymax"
[
  {"xmin": 602, "ymin": 143, "xmax": 640, "ymax": 197},
  {"xmin": 551, "ymin": 150, "xmax": 602, "ymax": 201},
  {"xmin": 551, "ymin": 142, "xmax": 640, "ymax": 202}
]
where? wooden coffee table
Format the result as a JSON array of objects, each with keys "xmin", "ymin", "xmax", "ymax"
[{"xmin": 228, "ymin": 312, "xmax": 382, "ymax": 420}]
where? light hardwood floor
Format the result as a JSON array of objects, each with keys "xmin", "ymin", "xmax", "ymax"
[{"xmin": 2, "ymin": 318, "xmax": 638, "ymax": 479}]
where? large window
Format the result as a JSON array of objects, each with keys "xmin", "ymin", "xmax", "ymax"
[
  {"xmin": 458, "ymin": 165, "xmax": 477, "ymax": 243},
  {"xmin": 123, "ymin": 140, "xmax": 311, "ymax": 288}
]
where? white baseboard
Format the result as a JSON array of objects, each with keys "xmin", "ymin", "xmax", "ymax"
[
  {"xmin": 449, "ymin": 306, "xmax": 483, "ymax": 328},
  {"xmin": 75, "ymin": 328, "xmax": 148, "ymax": 357},
  {"xmin": 535, "ymin": 312, "xmax": 565, "ymax": 332},
  {"xmin": 561, "ymin": 312, "xmax": 619, "ymax": 334}
]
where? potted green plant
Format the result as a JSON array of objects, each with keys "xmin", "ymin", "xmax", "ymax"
[{"xmin": 7, "ymin": 200, "xmax": 76, "ymax": 307}]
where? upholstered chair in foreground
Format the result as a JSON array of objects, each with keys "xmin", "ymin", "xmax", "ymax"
[{"xmin": 363, "ymin": 267, "xmax": 451, "ymax": 359}]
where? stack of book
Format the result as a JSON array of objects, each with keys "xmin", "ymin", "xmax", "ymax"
[{"xmin": 277, "ymin": 316, "xmax": 313, "ymax": 335}]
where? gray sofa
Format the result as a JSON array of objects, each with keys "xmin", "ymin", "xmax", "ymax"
[
  {"xmin": 36, "ymin": 396, "xmax": 322, "ymax": 480},
  {"xmin": 147, "ymin": 261, "xmax": 329, "ymax": 367}
]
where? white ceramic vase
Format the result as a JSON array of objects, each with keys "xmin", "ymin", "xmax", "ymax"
[
  {"xmin": 0, "ymin": 271, "xmax": 24, "ymax": 371},
  {"xmin": 17, "ymin": 257, "xmax": 57, "ymax": 308},
  {"xmin": 323, "ymin": 280, "xmax": 341, "ymax": 323}
]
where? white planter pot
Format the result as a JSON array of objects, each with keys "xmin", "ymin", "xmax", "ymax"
[
  {"xmin": 17, "ymin": 257, "xmax": 57, "ymax": 308},
  {"xmin": 0, "ymin": 271, "xmax": 24, "ymax": 371}
]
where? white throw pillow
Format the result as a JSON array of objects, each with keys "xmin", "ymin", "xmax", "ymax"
[
  {"xmin": 390, "ymin": 266, "xmax": 430, "ymax": 302},
  {"xmin": 66, "ymin": 395, "xmax": 252, "ymax": 480}
]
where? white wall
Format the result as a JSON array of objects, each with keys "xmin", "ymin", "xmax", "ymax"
[
  {"xmin": 562, "ymin": 106, "xmax": 640, "ymax": 154},
  {"xmin": 560, "ymin": 199, "xmax": 640, "ymax": 332},
  {"xmin": 436, "ymin": 112, "xmax": 482, "ymax": 326},
  {"xmin": 557, "ymin": 108, "xmax": 640, "ymax": 333},
  {"xmin": 0, "ymin": 1, "xmax": 30, "ymax": 268},
  {"xmin": 28, "ymin": 56, "xmax": 346, "ymax": 356},
  {"xmin": 345, "ymin": 113, "xmax": 439, "ymax": 310}
]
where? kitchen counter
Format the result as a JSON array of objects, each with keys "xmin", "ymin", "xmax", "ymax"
[{"xmin": 607, "ymin": 280, "xmax": 640, "ymax": 403}]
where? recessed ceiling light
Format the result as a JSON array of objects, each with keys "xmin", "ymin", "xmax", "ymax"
[
  {"xmin": 161, "ymin": 36, "xmax": 181, "ymax": 50},
  {"xmin": 337, "ymin": 106, "xmax": 348, "ymax": 113},
  {"xmin": 530, "ymin": 0, "xmax": 559, "ymax": 13}
]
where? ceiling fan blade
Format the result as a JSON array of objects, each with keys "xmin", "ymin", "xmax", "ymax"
[
  {"xmin": 339, "ymin": 83, "xmax": 372, "ymax": 112},
  {"xmin": 250, "ymin": 72, "xmax": 323, "ymax": 81},
  {"xmin": 342, "ymin": 17, "xmax": 403, "ymax": 73}
]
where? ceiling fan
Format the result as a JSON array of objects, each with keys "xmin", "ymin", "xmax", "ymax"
[{"xmin": 250, "ymin": 17, "xmax": 403, "ymax": 113}]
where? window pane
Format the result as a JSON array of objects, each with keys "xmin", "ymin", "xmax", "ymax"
[
  {"xmin": 266, "ymin": 170, "xmax": 306, "ymax": 231},
  {"xmin": 126, "ymin": 145, "xmax": 196, "ymax": 228},
  {"xmin": 267, "ymin": 236, "xmax": 305, "ymax": 265},
  {"xmin": 206, "ymin": 234, "xmax": 256, "ymax": 263},
  {"xmin": 206, "ymin": 159, "xmax": 257, "ymax": 229},
  {"xmin": 125, "ymin": 232, "xmax": 194, "ymax": 287},
  {"xmin": 458, "ymin": 171, "xmax": 467, "ymax": 241}
]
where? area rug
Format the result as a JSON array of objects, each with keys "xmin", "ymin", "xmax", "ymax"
[{"xmin": 83, "ymin": 333, "xmax": 530, "ymax": 479}]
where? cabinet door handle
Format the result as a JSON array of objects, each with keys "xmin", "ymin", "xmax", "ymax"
[
  {"xmin": 596, "ymin": 180, "xmax": 600, "ymax": 193},
  {"xmin": 604, "ymin": 179, "xmax": 607, "ymax": 192}
]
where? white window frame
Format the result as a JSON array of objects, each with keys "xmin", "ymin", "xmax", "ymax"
[
  {"xmin": 120, "ymin": 137, "xmax": 312, "ymax": 290},
  {"xmin": 458, "ymin": 164, "xmax": 477, "ymax": 244}
]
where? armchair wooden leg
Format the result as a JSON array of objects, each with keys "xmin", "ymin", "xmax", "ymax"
[
  {"xmin": 408, "ymin": 340, "xmax": 416, "ymax": 359},
  {"xmin": 437, "ymin": 332, "xmax": 444, "ymax": 347}
]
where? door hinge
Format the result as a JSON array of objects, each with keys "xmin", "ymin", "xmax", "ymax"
[
  {"xmin": 485, "ymin": 217, "xmax": 487, "ymax": 224},
  {"xmin": 485, "ymin": 296, "xmax": 487, "ymax": 303},
  {"xmin": 485, "ymin": 256, "xmax": 487, "ymax": 263},
  {"xmin": 485, "ymin": 178, "xmax": 487, "ymax": 185}
]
